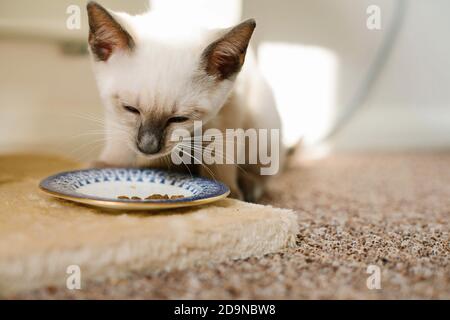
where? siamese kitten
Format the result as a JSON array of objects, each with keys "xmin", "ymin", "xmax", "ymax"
[{"xmin": 86, "ymin": 1, "xmax": 284, "ymax": 201}]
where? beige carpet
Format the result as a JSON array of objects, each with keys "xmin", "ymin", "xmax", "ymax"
[
  {"xmin": 0, "ymin": 155, "xmax": 298, "ymax": 296},
  {"xmin": 5, "ymin": 152, "xmax": 450, "ymax": 299}
]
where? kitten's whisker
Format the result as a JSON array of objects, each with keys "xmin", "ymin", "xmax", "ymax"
[
  {"xmin": 181, "ymin": 143, "xmax": 250, "ymax": 176},
  {"xmin": 68, "ymin": 113, "xmax": 107, "ymax": 126},
  {"xmin": 176, "ymin": 145, "xmax": 216, "ymax": 180},
  {"xmin": 179, "ymin": 136, "xmax": 247, "ymax": 147},
  {"xmin": 69, "ymin": 136, "xmax": 128, "ymax": 162},
  {"xmin": 68, "ymin": 137, "xmax": 108, "ymax": 155},
  {"xmin": 68, "ymin": 140, "xmax": 105, "ymax": 162},
  {"xmin": 67, "ymin": 131, "xmax": 108, "ymax": 139},
  {"xmin": 68, "ymin": 112, "xmax": 132, "ymax": 135},
  {"xmin": 162, "ymin": 154, "xmax": 172, "ymax": 171},
  {"xmin": 173, "ymin": 146, "xmax": 193, "ymax": 179}
]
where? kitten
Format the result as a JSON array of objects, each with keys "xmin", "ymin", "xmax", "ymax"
[{"xmin": 86, "ymin": 1, "xmax": 285, "ymax": 201}]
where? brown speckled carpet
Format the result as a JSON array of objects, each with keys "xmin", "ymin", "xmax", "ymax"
[{"xmin": 14, "ymin": 152, "xmax": 450, "ymax": 299}]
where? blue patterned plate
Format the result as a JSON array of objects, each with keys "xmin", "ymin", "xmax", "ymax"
[{"xmin": 39, "ymin": 168, "xmax": 230, "ymax": 210}]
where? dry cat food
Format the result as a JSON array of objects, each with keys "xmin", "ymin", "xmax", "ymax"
[{"xmin": 117, "ymin": 194, "xmax": 185, "ymax": 200}]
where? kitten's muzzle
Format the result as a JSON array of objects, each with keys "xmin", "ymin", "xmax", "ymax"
[{"xmin": 137, "ymin": 126, "xmax": 163, "ymax": 155}]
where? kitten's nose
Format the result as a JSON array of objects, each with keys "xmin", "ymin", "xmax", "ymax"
[{"xmin": 137, "ymin": 132, "xmax": 162, "ymax": 155}]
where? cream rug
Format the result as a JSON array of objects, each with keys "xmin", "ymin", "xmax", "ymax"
[{"xmin": 0, "ymin": 155, "xmax": 298, "ymax": 296}]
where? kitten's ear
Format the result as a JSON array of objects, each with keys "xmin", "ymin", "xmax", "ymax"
[
  {"xmin": 202, "ymin": 19, "xmax": 256, "ymax": 80},
  {"xmin": 87, "ymin": 1, "xmax": 135, "ymax": 62}
]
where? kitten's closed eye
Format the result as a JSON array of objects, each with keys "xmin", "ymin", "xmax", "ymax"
[
  {"xmin": 167, "ymin": 116, "xmax": 189, "ymax": 124},
  {"xmin": 123, "ymin": 105, "xmax": 140, "ymax": 115}
]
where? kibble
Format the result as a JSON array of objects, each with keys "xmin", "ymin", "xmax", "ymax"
[{"xmin": 146, "ymin": 194, "xmax": 167, "ymax": 200}]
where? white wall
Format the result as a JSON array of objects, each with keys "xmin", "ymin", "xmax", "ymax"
[
  {"xmin": 243, "ymin": 0, "xmax": 397, "ymax": 145},
  {"xmin": 333, "ymin": 0, "xmax": 450, "ymax": 150},
  {"xmin": 242, "ymin": 0, "xmax": 450, "ymax": 150}
]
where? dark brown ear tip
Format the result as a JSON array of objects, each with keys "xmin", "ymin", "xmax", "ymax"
[
  {"xmin": 86, "ymin": 1, "xmax": 98, "ymax": 10},
  {"xmin": 86, "ymin": 1, "xmax": 105, "ymax": 13},
  {"xmin": 244, "ymin": 18, "xmax": 256, "ymax": 29}
]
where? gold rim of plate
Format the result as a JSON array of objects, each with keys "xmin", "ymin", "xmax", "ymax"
[{"xmin": 39, "ymin": 186, "xmax": 230, "ymax": 210}]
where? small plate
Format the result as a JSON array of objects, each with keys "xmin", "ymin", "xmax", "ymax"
[{"xmin": 39, "ymin": 168, "xmax": 230, "ymax": 210}]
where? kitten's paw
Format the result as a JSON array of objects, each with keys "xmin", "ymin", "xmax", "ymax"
[
  {"xmin": 240, "ymin": 184, "xmax": 263, "ymax": 203},
  {"xmin": 238, "ymin": 174, "xmax": 265, "ymax": 203},
  {"xmin": 229, "ymin": 188, "xmax": 244, "ymax": 201}
]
